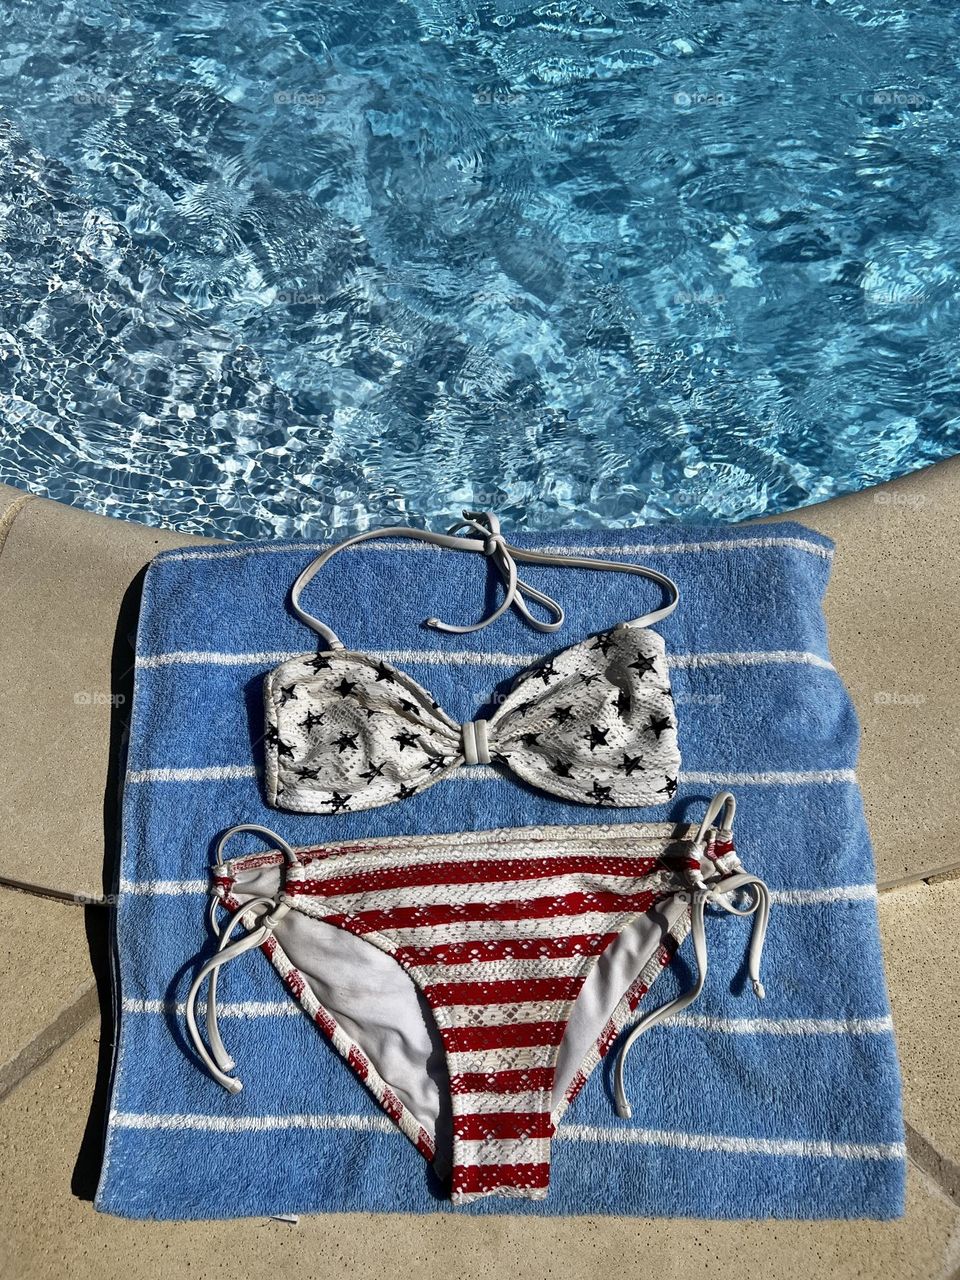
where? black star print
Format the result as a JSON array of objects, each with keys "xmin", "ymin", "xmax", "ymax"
[
  {"xmin": 333, "ymin": 733, "xmax": 358, "ymax": 753},
  {"xmin": 277, "ymin": 739, "xmax": 295, "ymax": 759},
  {"xmin": 588, "ymin": 725, "xmax": 609, "ymax": 750},
  {"xmin": 359, "ymin": 762, "xmax": 385, "ymax": 780},
  {"xmin": 534, "ymin": 660, "xmax": 557, "ymax": 685},
  {"xmin": 425, "ymin": 755, "xmax": 451, "ymax": 773},
  {"xmin": 550, "ymin": 760, "xmax": 572, "ymax": 778},
  {"xmin": 659, "ymin": 776, "xmax": 678, "ymax": 797},
  {"xmin": 520, "ymin": 732, "xmax": 541, "ymax": 748},
  {"xmin": 622, "ymin": 753, "xmax": 644, "ymax": 776},
  {"xmin": 306, "ymin": 653, "xmax": 331, "ymax": 672},
  {"xmin": 325, "ymin": 791, "xmax": 351, "ymax": 812},
  {"xmin": 375, "ymin": 662, "xmax": 397, "ymax": 683},
  {"xmin": 265, "ymin": 725, "xmax": 280, "ymax": 747},
  {"xmin": 514, "ymin": 700, "xmax": 537, "ymax": 717},
  {"xmin": 361, "ymin": 706, "xmax": 379, "ymax": 719},
  {"xmin": 301, "ymin": 709, "xmax": 323, "ymax": 733},
  {"xmin": 395, "ymin": 783, "xmax": 419, "ymax": 801},
  {"xmin": 393, "ymin": 731, "xmax": 419, "ymax": 751},
  {"xmin": 399, "ymin": 698, "xmax": 420, "ymax": 716},
  {"xmin": 615, "ymin": 687, "xmax": 631, "ymax": 717},
  {"xmin": 336, "ymin": 677, "xmax": 358, "ymax": 697},
  {"xmin": 647, "ymin": 714, "xmax": 673, "ymax": 739},
  {"xmin": 278, "ymin": 684, "xmax": 297, "ymax": 705},
  {"xmin": 630, "ymin": 654, "xmax": 657, "ymax": 678},
  {"xmin": 581, "ymin": 672, "xmax": 602, "ymax": 686},
  {"xmin": 300, "ymin": 765, "xmax": 322, "ymax": 780},
  {"xmin": 551, "ymin": 705, "xmax": 574, "ymax": 725},
  {"xmin": 591, "ymin": 780, "xmax": 614, "ymax": 805},
  {"xmin": 590, "ymin": 631, "xmax": 615, "ymax": 658}
]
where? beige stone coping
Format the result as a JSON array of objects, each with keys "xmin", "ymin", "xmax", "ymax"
[{"xmin": 0, "ymin": 485, "xmax": 203, "ymax": 900}]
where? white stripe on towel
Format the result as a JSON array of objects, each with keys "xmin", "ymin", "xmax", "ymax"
[
  {"xmin": 558, "ymin": 1125, "xmax": 904, "ymax": 1161},
  {"xmin": 135, "ymin": 646, "xmax": 834, "ymax": 672},
  {"xmin": 680, "ymin": 769, "xmax": 857, "ymax": 787},
  {"xmin": 137, "ymin": 650, "xmax": 295, "ymax": 669},
  {"xmin": 120, "ymin": 878, "xmax": 210, "ymax": 895},
  {"xmin": 111, "ymin": 1111, "xmax": 396, "ymax": 1134},
  {"xmin": 108, "ymin": 1111, "xmax": 900, "ymax": 1160},
  {"xmin": 123, "ymin": 998, "xmax": 301, "ymax": 1017},
  {"xmin": 121, "ymin": 998, "xmax": 892, "ymax": 1038},
  {"xmin": 123, "ymin": 764, "xmax": 856, "ymax": 787},
  {"xmin": 770, "ymin": 883, "xmax": 876, "ymax": 905},
  {"xmin": 658, "ymin": 1014, "xmax": 892, "ymax": 1035},
  {"xmin": 160, "ymin": 534, "xmax": 832, "ymax": 566},
  {"xmin": 125, "ymin": 765, "xmax": 259, "ymax": 784}
]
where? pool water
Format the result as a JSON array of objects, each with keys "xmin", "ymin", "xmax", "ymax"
[{"xmin": 0, "ymin": 0, "xmax": 957, "ymax": 537}]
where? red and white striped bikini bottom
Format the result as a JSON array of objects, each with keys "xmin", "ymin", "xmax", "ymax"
[{"xmin": 187, "ymin": 794, "xmax": 770, "ymax": 1204}]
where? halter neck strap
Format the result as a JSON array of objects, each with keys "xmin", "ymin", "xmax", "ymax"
[{"xmin": 290, "ymin": 510, "xmax": 680, "ymax": 647}]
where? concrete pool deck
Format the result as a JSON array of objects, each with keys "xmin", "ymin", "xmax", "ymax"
[{"xmin": 0, "ymin": 465, "xmax": 958, "ymax": 1278}]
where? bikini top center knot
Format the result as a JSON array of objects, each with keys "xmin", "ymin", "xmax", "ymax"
[{"xmin": 461, "ymin": 719, "xmax": 492, "ymax": 766}]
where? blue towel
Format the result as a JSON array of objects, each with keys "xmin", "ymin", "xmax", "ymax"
[{"xmin": 95, "ymin": 521, "xmax": 905, "ymax": 1220}]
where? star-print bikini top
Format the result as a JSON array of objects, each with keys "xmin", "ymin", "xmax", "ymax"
[{"xmin": 263, "ymin": 511, "xmax": 681, "ymax": 814}]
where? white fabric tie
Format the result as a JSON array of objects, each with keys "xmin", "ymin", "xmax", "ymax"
[
  {"xmin": 185, "ymin": 825, "xmax": 300, "ymax": 1093},
  {"xmin": 613, "ymin": 871, "xmax": 771, "ymax": 1119},
  {"xmin": 461, "ymin": 718, "xmax": 492, "ymax": 765},
  {"xmin": 613, "ymin": 791, "xmax": 771, "ymax": 1120}
]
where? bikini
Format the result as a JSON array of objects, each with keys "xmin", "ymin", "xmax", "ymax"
[
  {"xmin": 263, "ymin": 512, "xmax": 682, "ymax": 812},
  {"xmin": 187, "ymin": 796, "xmax": 770, "ymax": 1204},
  {"xmin": 184, "ymin": 512, "xmax": 772, "ymax": 1204}
]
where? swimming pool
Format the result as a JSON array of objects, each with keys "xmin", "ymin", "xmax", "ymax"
[{"xmin": 0, "ymin": 1, "xmax": 957, "ymax": 537}]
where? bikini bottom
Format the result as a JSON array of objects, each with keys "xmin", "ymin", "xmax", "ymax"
[{"xmin": 186, "ymin": 792, "xmax": 770, "ymax": 1205}]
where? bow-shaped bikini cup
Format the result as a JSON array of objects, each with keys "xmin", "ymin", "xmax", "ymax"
[{"xmin": 263, "ymin": 513, "xmax": 681, "ymax": 814}]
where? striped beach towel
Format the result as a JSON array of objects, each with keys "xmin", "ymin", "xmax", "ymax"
[{"xmin": 95, "ymin": 521, "xmax": 905, "ymax": 1219}]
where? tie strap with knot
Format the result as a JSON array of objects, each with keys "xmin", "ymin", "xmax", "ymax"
[
  {"xmin": 289, "ymin": 509, "xmax": 680, "ymax": 647},
  {"xmin": 612, "ymin": 790, "xmax": 772, "ymax": 1121}
]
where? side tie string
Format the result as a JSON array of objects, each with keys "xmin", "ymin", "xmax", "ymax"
[
  {"xmin": 612, "ymin": 790, "xmax": 769, "ymax": 1121},
  {"xmin": 186, "ymin": 825, "xmax": 301, "ymax": 1093},
  {"xmin": 185, "ymin": 896, "xmax": 291, "ymax": 1094},
  {"xmin": 612, "ymin": 871, "xmax": 771, "ymax": 1120}
]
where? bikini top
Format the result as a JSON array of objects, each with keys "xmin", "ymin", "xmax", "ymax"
[{"xmin": 263, "ymin": 512, "xmax": 681, "ymax": 814}]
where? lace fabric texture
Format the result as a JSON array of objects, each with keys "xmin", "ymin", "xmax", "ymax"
[
  {"xmin": 217, "ymin": 822, "xmax": 706, "ymax": 1203},
  {"xmin": 263, "ymin": 624, "xmax": 680, "ymax": 814}
]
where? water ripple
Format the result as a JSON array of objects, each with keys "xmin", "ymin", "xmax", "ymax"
[{"xmin": 0, "ymin": 0, "xmax": 957, "ymax": 536}]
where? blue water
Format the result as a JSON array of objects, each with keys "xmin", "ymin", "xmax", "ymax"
[{"xmin": 0, "ymin": 1, "xmax": 957, "ymax": 537}]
